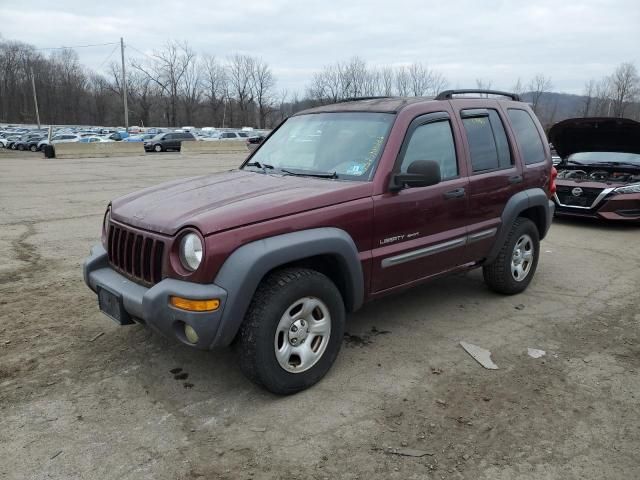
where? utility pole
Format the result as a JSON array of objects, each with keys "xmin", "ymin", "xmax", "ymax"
[
  {"xmin": 120, "ymin": 37, "xmax": 129, "ymax": 131},
  {"xmin": 30, "ymin": 67, "xmax": 41, "ymax": 129}
]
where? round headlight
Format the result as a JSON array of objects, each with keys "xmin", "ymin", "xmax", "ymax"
[
  {"xmin": 179, "ymin": 233, "xmax": 203, "ymax": 271},
  {"xmin": 103, "ymin": 208, "xmax": 111, "ymax": 231}
]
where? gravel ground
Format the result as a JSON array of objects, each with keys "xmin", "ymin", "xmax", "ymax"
[{"xmin": 0, "ymin": 152, "xmax": 639, "ymax": 480}]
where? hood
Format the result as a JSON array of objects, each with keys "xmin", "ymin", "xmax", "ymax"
[
  {"xmin": 111, "ymin": 169, "xmax": 372, "ymax": 236},
  {"xmin": 549, "ymin": 117, "xmax": 640, "ymax": 159}
]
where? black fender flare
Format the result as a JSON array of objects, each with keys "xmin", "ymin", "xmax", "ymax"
[
  {"xmin": 211, "ymin": 227, "xmax": 364, "ymax": 347},
  {"xmin": 486, "ymin": 188, "xmax": 554, "ymax": 264}
]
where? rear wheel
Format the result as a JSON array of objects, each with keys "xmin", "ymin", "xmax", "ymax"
[
  {"xmin": 17, "ymin": 144, "xmax": 25, "ymax": 151},
  {"xmin": 483, "ymin": 217, "xmax": 540, "ymax": 295},
  {"xmin": 235, "ymin": 268, "xmax": 345, "ymax": 395}
]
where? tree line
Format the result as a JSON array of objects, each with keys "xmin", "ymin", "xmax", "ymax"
[{"xmin": 0, "ymin": 36, "xmax": 638, "ymax": 128}]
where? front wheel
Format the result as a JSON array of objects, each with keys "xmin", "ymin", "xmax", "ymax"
[
  {"xmin": 235, "ymin": 268, "xmax": 345, "ymax": 395},
  {"xmin": 483, "ymin": 217, "xmax": 540, "ymax": 295},
  {"xmin": 17, "ymin": 144, "xmax": 25, "ymax": 151},
  {"xmin": 153, "ymin": 144, "xmax": 163, "ymax": 152},
  {"xmin": 30, "ymin": 144, "xmax": 38, "ymax": 152}
]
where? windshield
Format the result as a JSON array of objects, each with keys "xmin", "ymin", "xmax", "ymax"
[
  {"xmin": 568, "ymin": 152, "xmax": 640, "ymax": 166},
  {"xmin": 244, "ymin": 112, "xmax": 395, "ymax": 180}
]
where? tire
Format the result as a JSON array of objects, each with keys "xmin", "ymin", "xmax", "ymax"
[
  {"xmin": 483, "ymin": 217, "xmax": 540, "ymax": 295},
  {"xmin": 17, "ymin": 144, "xmax": 25, "ymax": 151},
  {"xmin": 30, "ymin": 144, "xmax": 37, "ymax": 152},
  {"xmin": 235, "ymin": 268, "xmax": 345, "ymax": 395},
  {"xmin": 153, "ymin": 144, "xmax": 163, "ymax": 152}
]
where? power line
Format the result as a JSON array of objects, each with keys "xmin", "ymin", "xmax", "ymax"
[
  {"xmin": 96, "ymin": 44, "xmax": 120, "ymax": 70},
  {"xmin": 35, "ymin": 42, "xmax": 119, "ymax": 51},
  {"xmin": 127, "ymin": 44, "xmax": 155, "ymax": 60}
]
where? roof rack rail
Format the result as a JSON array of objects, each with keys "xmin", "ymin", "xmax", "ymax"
[
  {"xmin": 435, "ymin": 89, "xmax": 521, "ymax": 101},
  {"xmin": 339, "ymin": 96, "xmax": 391, "ymax": 102}
]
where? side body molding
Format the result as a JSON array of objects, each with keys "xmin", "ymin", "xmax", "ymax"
[
  {"xmin": 485, "ymin": 188, "xmax": 554, "ymax": 264},
  {"xmin": 211, "ymin": 227, "xmax": 364, "ymax": 347}
]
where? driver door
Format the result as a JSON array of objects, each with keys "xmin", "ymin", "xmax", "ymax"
[{"xmin": 371, "ymin": 111, "xmax": 470, "ymax": 293}]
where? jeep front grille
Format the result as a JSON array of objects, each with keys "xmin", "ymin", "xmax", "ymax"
[{"xmin": 107, "ymin": 224, "xmax": 164, "ymax": 285}]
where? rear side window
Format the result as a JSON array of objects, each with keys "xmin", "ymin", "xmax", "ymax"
[
  {"xmin": 400, "ymin": 120, "xmax": 458, "ymax": 180},
  {"xmin": 462, "ymin": 110, "xmax": 512, "ymax": 172},
  {"xmin": 507, "ymin": 109, "xmax": 546, "ymax": 165}
]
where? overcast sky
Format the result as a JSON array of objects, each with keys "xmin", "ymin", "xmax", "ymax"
[{"xmin": 2, "ymin": 0, "xmax": 639, "ymax": 95}]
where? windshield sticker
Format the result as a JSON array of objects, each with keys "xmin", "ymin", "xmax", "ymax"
[{"xmin": 347, "ymin": 164, "xmax": 365, "ymax": 175}]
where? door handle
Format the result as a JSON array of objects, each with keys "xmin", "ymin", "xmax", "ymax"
[
  {"xmin": 443, "ymin": 187, "xmax": 466, "ymax": 199},
  {"xmin": 509, "ymin": 174, "xmax": 523, "ymax": 184}
]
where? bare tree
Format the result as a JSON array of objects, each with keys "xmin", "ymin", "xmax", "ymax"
[
  {"xmin": 227, "ymin": 54, "xmax": 255, "ymax": 126},
  {"xmin": 580, "ymin": 79, "xmax": 596, "ymax": 117},
  {"xmin": 131, "ymin": 41, "xmax": 195, "ymax": 126},
  {"xmin": 202, "ymin": 55, "xmax": 227, "ymax": 125},
  {"xmin": 528, "ymin": 74, "xmax": 553, "ymax": 114},
  {"xmin": 609, "ymin": 62, "xmax": 639, "ymax": 118},
  {"xmin": 251, "ymin": 59, "xmax": 275, "ymax": 128},
  {"xmin": 511, "ymin": 78, "xmax": 524, "ymax": 96},
  {"xmin": 475, "ymin": 78, "xmax": 493, "ymax": 96},
  {"xmin": 593, "ymin": 77, "xmax": 612, "ymax": 116},
  {"xmin": 380, "ymin": 66, "xmax": 394, "ymax": 96},
  {"xmin": 180, "ymin": 50, "xmax": 202, "ymax": 125},
  {"xmin": 395, "ymin": 66, "xmax": 410, "ymax": 96}
]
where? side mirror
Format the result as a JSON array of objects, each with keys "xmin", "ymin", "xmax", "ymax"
[{"xmin": 389, "ymin": 160, "xmax": 441, "ymax": 192}]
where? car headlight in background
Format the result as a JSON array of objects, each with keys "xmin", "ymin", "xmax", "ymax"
[
  {"xmin": 179, "ymin": 233, "xmax": 203, "ymax": 271},
  {"xmin": 614, "ymin": 183, "xmax": 640, "ymax": 194}
]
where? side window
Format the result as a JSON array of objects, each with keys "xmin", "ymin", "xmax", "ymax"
[
  {"xmin": 164, "ymin": 134, "xmax": 174, "ymax": 140},
  {"xmin": 400, "ymin": 120, "xmax": 458, "ymax": 180},
  {"xmin": 507, "ymin": 109, "xmax": 546, "ymax": 165},
  {"xmin": 462, "ymin": 109, "xmax": 513, "ymax": 172}
]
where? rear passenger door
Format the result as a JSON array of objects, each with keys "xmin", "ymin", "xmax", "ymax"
[
  {"xmin": 166, "ymin": 133, "xmax": 179, "ymax": 149},
  {"xmin": 452, "ymin": 100, "xmax": 523, "ymax": 261},
  {"xmin": 371, "ymin": 111, "xmax": 470, "ymax": 293}
]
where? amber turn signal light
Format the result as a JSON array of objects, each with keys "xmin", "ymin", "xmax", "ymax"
[{"xmin": 170, "ymin": 296, "xmax": 220, "ymax": 312}]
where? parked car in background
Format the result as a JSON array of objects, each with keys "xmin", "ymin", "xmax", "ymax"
[
  {"xmin": 549, "ymin": 117, "xmax": 640, "ymax": 223},
  {"xmin": 38, "ymin": 133, "xmax": 82, "ymax": 150},
  {"xmin": 218, "ymin": 131, "xmax": 249, "ymax": 140},
  {"xmin": 144, "ymin": 131, "xmax": 196, "ymax": 152},
  {"xmin": 123, "ymin": 133, "xmax": 156, "ymax": 142},
  {"xmin": 6, "ymin": 135, "xmax": 23, "ymax": 149},
  {"xmin": 246, "ymin": 135, "xmax": 265, "ymax": 152},
  {"xmin": 78, "ymin": 136, "xmax": 114, "ymax": 143},
  {"xmin": 14, "ymin": 135, "xmax": 46, "ymax": 152}
]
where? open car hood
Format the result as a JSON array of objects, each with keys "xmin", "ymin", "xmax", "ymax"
[{"xmin": 549, "ymin": 117, "xmax": 640, "ymax": 159}]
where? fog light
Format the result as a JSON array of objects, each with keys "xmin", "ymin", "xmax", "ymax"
[
  {"xmin": 184, "ymin": 324, "xmax": 199, "ymax": 344},
  {"xmin": 170, "ymin": 296, "xmax": 220, "ymax": 312}
]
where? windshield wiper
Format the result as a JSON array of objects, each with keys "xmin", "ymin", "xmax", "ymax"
[
  {"xmin": 281, "ymin": 168, "xmax": 339, "ymax": 179},
  {"xmin": 244, "ymin": 161, "xmax": 274, "ymax": 174}
]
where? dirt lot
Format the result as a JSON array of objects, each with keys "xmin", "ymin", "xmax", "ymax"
[{"xmin": 0, "ymin": 151, "xmax": 639, "ymax": 480}]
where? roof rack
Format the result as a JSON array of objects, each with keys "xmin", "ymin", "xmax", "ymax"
[
  {"xmin": 435, "ymin": 89, "xmax": 521, "ymax": 101},
  {"xmin": 339, "ymin": 96, "xmax": 391, "ymax": 102}
]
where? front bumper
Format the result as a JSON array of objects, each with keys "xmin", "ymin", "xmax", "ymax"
[
  {"xmin": 83, "ymin": 244, "xmax": 228, "ymax": 350},
  {"xmin": 554, "ymin": 192, "xmax": 640, "ymax": 223}
]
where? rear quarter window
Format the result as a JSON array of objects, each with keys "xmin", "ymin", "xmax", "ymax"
[{"xmin": 507, "ymin": 109, "xmax": 546, "ymax": 165}]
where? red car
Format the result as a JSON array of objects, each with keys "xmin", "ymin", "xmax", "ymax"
[
  {"xmin": 84, "ymin": 90, "xmax": 555, "ymax": 393},
  {"xmin": 550, "ymin": 117, "xmax": 640, "ymax": 223}
]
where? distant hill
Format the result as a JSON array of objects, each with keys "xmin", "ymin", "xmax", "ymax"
[{"xmin": 519, "ymin": 91, "xmax": 640, "ymax": 129}]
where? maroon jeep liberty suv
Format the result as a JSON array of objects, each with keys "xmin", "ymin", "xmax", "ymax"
[{"xmin": 84, "ymin": 90, "xmax": 556, "ymax": 394}]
